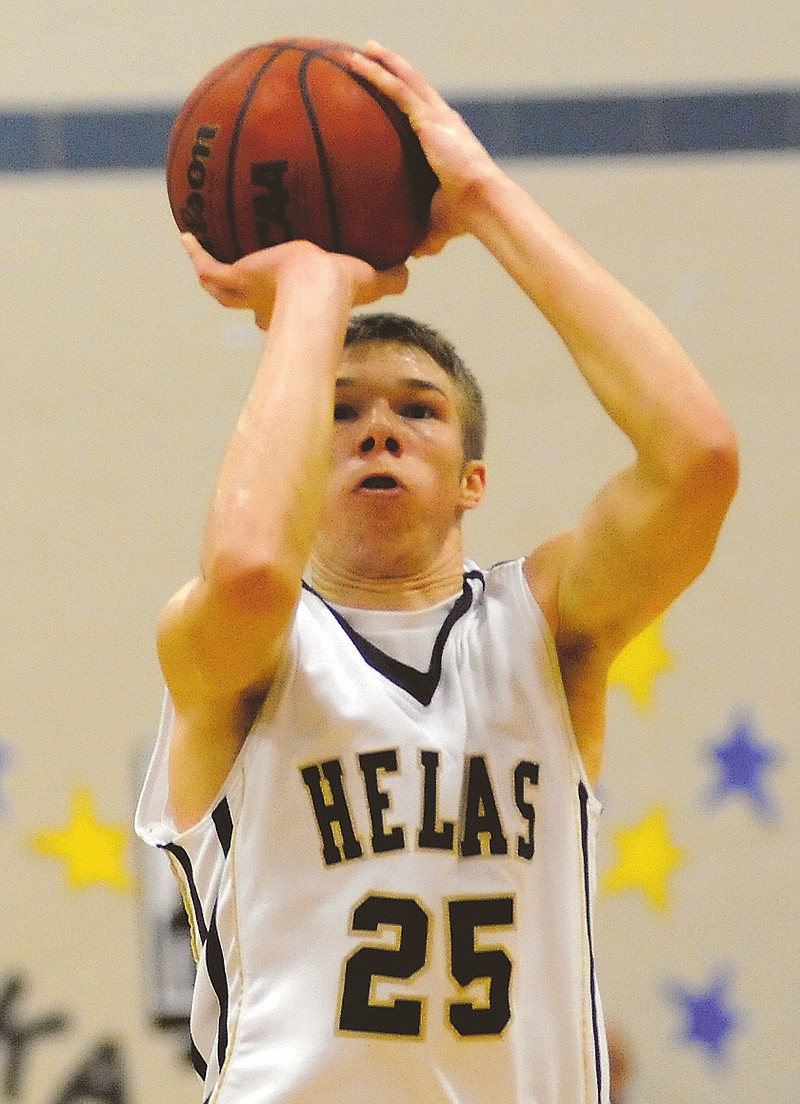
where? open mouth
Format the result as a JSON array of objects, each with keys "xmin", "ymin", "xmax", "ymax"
[{"xmin": 359, "ymin": 475, "xmax": 399, "ymax": 490}]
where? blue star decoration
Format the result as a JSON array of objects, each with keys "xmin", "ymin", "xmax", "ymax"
[
  {"xmin": 705, "ymin": 714, "xmax": 783, "ymax": 819},
  {"xmin": 669, "ymin": 971, "xmax": 742, "ymax": 1060}
]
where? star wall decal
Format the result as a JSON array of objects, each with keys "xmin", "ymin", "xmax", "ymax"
[
  {"xmin": 669, "ymin": 970, "xmax": 741, "ymax": 1060},
  {"xmin": 30, "ymin": 787, "xmax": 133, "ymax": 893},
  {"xmin": 607, "ymin": 616, "xmax": 673, "ymax": 713},
  {"xmin": 602, "ymin": 805, "xmax": 686, "ymax": 911},
  {"xmin": 705, "ymin": 714, "xmax": 783, "ymax": 819}
]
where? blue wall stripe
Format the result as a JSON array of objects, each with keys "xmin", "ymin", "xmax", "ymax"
[
  {"xmin": 460, "ymin": 87, "xmax": 800, "ymax": 158},
  {"xmin": 2, "ymin": 87, "xmax": 799, "ymax": 173}
]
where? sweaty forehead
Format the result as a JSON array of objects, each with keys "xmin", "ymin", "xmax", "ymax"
[{"xmin": 338, "ymin": 341, "xmax": 448, "ymax": 385}]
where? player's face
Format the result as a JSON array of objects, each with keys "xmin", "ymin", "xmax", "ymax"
[{"xmin": 316, "ymin": 341, "xmax": 486, "ymax": 576}]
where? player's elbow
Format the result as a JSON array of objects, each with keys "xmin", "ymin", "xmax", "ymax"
[
  {"xmin": 205, "ymin": 550, "xmax": 302, "ymax": 621},
  {"xmin": 671, "ymin": 415, "xmax": 739, "ymax": 559},
  {"xmin": 687, "ymin": 414, "xmax": 740, "ymax": 518}
]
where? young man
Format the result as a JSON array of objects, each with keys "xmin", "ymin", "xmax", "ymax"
[{"xmin": 136, "ymin": 44, "xmax": 738, "ymax": 1103}]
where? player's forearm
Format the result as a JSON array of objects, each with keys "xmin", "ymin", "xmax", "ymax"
[
  {"xmin": 200, "ymin": 267, "xmax": 352, "ymax": 595},
  {"xmin": 464, "ymin": 170, "xmax": 737, "ymax": 483}
]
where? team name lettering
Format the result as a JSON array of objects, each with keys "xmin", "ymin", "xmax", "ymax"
[
  {"xmin": 300, "ymin": 751, "xmax": 539, "ymax": 867},
  {"xmin": 179, "ymin": 125, "xmax": 219, "ymax": 249},
  {"xmin": 250, "ymin": 160, "xmax": 293, "ymax": 248}
]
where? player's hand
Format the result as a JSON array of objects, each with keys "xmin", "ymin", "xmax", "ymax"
[
  {"xmin": 180, "ymin": 234, "xmax": 409, "ymax": 329},
  {"xmin": 349, "ymin": 43, "xmax": 499, "ymax": 255}
]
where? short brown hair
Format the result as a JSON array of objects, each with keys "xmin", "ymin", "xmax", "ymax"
[{"xmin": 344, "ymin": 312, "xmax": 486, "ymax": 461}]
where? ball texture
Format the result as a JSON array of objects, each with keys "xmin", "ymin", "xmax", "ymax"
[{"xmin": 166, "ymin": 38, "xmax": 439, "ymax": 269}]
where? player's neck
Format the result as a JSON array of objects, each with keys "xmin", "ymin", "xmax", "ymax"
[{"xmin": 308, "ymin": 546, "xmax": 466, "ymax": 611}]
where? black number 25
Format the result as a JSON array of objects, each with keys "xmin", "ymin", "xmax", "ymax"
[{"xmin": 339, "ymin": 894, "xmax": 514, "ymax": 1038}]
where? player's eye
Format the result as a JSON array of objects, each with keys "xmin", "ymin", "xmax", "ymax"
[
  {"xmin": 333, "ymin": 403, "xmax": 358, "ymax": 421},
  {"xmin": 402, "ymin": 402, "xmax": 437, "ymax": 419}
]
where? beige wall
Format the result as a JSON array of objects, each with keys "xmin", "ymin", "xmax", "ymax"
[
  {"xmin": 2, "ymin": 3, "xmax": 798, "ymax": 1101},
  {"xmin": 6, "ymin": 0, "xmax": 800, "ymax": 103}
]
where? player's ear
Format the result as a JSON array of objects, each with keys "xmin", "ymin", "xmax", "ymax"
[{"xmin": 460, "ymin": 460, "xmax": 487, "ymax": 511}]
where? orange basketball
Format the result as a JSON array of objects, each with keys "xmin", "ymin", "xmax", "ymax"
[{"xmin": 166, "ymin": 38, "xmax": 439, "ymax": 269}]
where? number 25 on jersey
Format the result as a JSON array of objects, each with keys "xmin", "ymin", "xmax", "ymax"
[{"xmin": 339, "ymin": 893, "xmax": 514, "ymax": 1039}]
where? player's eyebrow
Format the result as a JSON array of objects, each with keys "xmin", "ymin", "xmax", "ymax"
[{"xmin": 335, "ymin": 376, "xmax": 449, "ymax": 398}]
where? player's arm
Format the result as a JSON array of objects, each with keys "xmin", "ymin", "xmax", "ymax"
[
  {"xmin": 352, "ymin": 46, "xmax": 738, "ymax": 647},
  {"xmin": 459, "ymin": 176, "xmax": 740, "ymax": 643},
  {"xmin": 352, "ymin": 46, "xmax": 739, "ymax": 777},
  {"xmin": 159, "ymin": 238, "xmax": 408, "ymax": 829}
]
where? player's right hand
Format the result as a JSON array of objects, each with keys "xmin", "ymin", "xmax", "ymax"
[{"xmin": 181, "ymin": 234, "xmax": 409, "ymax": 329}]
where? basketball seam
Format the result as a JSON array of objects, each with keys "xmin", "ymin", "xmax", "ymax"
[
  {"xmin": 298, "ymin": 51, "xmax": 343, "ymax": 254},
  {"xmin": 320, "ymin": 54, "xmax": 438, "ymax": 220},
  {"xmin": 166, "ymin": 46, "xmax": 263, "ymax": 181},
  {"xmin": 225, "ymin": 46, "xmax": 294, "ymax": 260}
]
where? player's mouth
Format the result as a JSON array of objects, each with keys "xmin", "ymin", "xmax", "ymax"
[{"xmin": 357, "ymin": 474, "xmax": 402, "ymax": 493}]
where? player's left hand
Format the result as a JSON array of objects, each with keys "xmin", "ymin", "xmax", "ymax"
[{"xmin": 349, "ymin": 42, "xmax": 499, "ymax": 255}]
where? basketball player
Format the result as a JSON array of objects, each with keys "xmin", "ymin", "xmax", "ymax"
[{"xmin": 136, "ymin": 44, "xmax": 738, "ymax": 1103}]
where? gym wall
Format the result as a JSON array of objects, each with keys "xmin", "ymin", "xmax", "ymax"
[{"xmin": 2, "ymin": 3, "xmax": 798, "ymax": 1101}]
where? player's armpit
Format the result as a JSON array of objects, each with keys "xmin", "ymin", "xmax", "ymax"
[
  {"xmin": 523, "ymin": 434, "xmax": 737, "ymax": 786},
  {"xmin": 167, "ymin": 688, "xmax": 266, "ymax": 831}
]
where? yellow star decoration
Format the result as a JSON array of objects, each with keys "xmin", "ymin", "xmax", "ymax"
[
  {"xmin": 602, "ymin": 805, "xmax": 686, "ymax": 912},
  {"xmin": 608, "ymin": 616, "xmax": 673, "ymax": 713},
  {"xmin": 31, "ymin": 787, "xmax": 133, "ymax": 893}
]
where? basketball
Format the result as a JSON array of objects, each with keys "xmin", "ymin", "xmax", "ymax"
[{"xmin": 165, "ymin": 38, "xmax": 439, "ymax": 269}]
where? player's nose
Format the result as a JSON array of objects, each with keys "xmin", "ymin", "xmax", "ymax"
[
  {"xmin": 360, "ymin": 429, "xmax": 401, "ymax": 455},
  {"xmin": 359, "ymin": 403, "xmax": 402, "ymax": 455}
]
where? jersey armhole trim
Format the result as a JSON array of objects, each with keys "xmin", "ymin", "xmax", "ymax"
[{"xmin": 503, "ymin": 558, "xmax": 602, "ymax": 808}]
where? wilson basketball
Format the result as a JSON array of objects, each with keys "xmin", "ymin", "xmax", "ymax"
[{"xmin": 166, "ymin": 38, "xmax": 439, "ymax": 269}]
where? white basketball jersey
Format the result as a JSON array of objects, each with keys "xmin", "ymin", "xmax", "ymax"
[{"xmin": 136, "ymin": 559, "xmax": 609, "ymax": 1104}]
